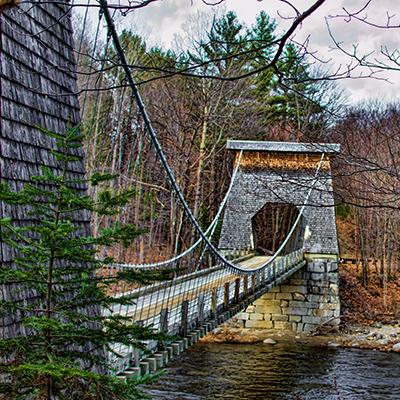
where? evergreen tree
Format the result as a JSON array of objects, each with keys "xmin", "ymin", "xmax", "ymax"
[
  {"xmin": 192, "ymin": 11, "xmax": 249, "ymax": 76},
  {"xmin": 0, "ymin": 126, "xmax": 166, "ymax": 399}
]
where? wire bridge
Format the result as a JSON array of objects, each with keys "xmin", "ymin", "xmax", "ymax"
[
  {"xmin": 83, "ymin": 1, "xmax": 328, "ymax": 376},
  {"xmin": 108, "ymin": 250, "xmax": 306, "ymax": 375},
  {"xmin": 1, "ymin": 0, "xmax": 341, "ymax": 383},
  {"xmin": 30, "ymin": 0, "xmax": 338, "ymax": 377}
]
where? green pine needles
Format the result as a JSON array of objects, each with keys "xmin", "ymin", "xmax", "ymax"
[{"xmin": 0, "ymin": 126, "xmax": 164, "ymax": 399}]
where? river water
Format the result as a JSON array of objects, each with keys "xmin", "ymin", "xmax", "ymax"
[{"xmin": 144, "ymin": 341, "xmax": 400, "ymax": 399}]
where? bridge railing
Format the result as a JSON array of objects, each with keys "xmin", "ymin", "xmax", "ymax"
[{"xmin": 106, "ymin": 249, "xmax": 305, "ymax": 374}]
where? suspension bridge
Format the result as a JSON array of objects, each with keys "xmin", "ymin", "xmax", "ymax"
[
  {"xmin": 0, "ymin": 0, "xmax": 341, "ymax": 381},
  {"xmin": 107, "ymin": 139, "xmax": 340, "ymax": 377}
]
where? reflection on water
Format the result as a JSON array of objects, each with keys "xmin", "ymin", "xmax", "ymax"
[{"xmin": 144, "ymin": 342, "xmax": 400, "ymax": 399}]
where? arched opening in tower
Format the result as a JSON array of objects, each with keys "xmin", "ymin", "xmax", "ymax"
[{"xmin": 251, "ymin": 202, "xmax": 305, "ymax": 256}]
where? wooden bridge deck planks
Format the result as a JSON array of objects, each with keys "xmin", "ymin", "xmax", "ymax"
[
  {"xmin": 237, "ymin": 256, "xmax": 271, "ymax": 270},
  {"xmin": 115, "ymin": 256, "xmax": 277, "ymax": 323},
  {"xmin": 110, "ymin": 251, "xmax": 305, "ymax": 373}
]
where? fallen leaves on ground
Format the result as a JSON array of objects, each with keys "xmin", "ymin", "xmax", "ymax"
[{"xmin": 340, "ymin": 263, "xmax": 400, "ymax": 325}]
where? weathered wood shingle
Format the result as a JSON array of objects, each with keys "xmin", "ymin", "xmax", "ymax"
[{"xmin": 0, "ymin": 1, "xmax": 90, "ymax": 338}]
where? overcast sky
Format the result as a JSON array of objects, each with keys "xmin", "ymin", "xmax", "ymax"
[{"xmin": 127, "ymin": 0, "xmax": 400, "ymax": 104}]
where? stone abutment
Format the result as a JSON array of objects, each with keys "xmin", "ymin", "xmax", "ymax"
[{"xmin": 235, "ymin": 256, "xmax": 340, "ymax": 332}]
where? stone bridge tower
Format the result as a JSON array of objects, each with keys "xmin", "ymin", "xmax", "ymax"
[{"xmin": 219, "ymin": 141, "xmax": 341, "ymax": 332}]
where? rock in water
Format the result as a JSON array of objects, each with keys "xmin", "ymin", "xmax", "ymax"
[
  {"xmin": 263, "ymin": 338, "xmax": 277, "ymax": 345},
  {"xmin": 392, "ymin": 342, "xmax": 400, "ymax": 352}
]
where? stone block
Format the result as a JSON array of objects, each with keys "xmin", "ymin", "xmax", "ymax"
[
  {"xmin": 290, "ymin": 279, "xmax": 307, "ymax": 286},
  {"xmin": 328, "ymin": 271, "xmax": 338, "ymax": 279},
  {"xmin": 260, "ymin": 292, "xmax": 275, "ymax": 300},
  {"xmin": 293, "ymin": 293, "xmax": 306, "ymax": 301},
  {"xmin": 302, "ymin": 316, "xmax": 323, "ymax": 324},
  {"xmin": 307, "ymin": 294, "xmax": 327, "ymax": 303},
  {"xmin": 235, "ymin": 319, "xmax": 245, "ymax": 328},
  {"xmin": 325, "ymin": 303, "xmax": 340, "ymax": 310},
  {"xmin": 236, "ymin": 312, "xmax": 250, "ymax": 320},
  {"xmin": 280, "ymin": 300, "xmax": 289, "ymax": 307},
  {"xmin": 328, "ymin": 296, "xmax": 340, "ymax": 304},
  {"xmin": 327, "ymin": 261, "xmax": 338, "ymax": 272},
  {"xmin": 330, "ymin": 317, "xmax": 341, "ymax": 325},
  {"xmin": 311, "ymin": 272, "xmax": 327, "ymax": 281},
  {"xmin": 297, "ymin": 323, "xmax": 305, "ymax": 331},
  {"xmin": 282, "ymin": 307, "xmax": 308, "ymax": 316},
  {"xmin": 276, "ymin": 293, "xmax": 292, "ymax": 300},
  {"xmin": 289, "ymin": 300, "xmax": 318, "ymax": 309},
  {"xmin": 255, "ymin": 299, "xmax": 281, "ymax": 307},
  {"xmin": 289, "ymin": 315, "xmax": 302, "ymax": 322},
  {"xmin": 250, "ymin": 313, "xmax": 264, "ymax": 320},
  {"xmin": 310, "ymin": 309, "xmax": 334, "ymax": 317},
  {"xmin": 269, "ymin": 287, "xmax": 281, "ymax": 293},
  {"xmin": 271, "ymin": 314, "xmax": 289, "ymax": 322},
  {"xmin": 256, "ymin": 305, "xmax": 282, "ymax": 314},
  {"xmin": 309, "ymin": 286, "xmax": 324, "ymax": 295},
  {"xmin": 303, "ymin": 323, "xmax": 317, "ymax": 332},
  {"xmin": 333, "ymin": 308, "xmax": 340, "ymax": 318},
  {"xmin": 308, "ymin": 263, "xmax": 326, "ymax": 273},
  {"xmin": 274, "ymin": 321, "xmax": 293, "ymax": 330},
  {"xmin": 329, "ymin": 284, "xmax": 339, "ymax": 295},
  {"xmin": 246, "ymin": 305, "xmax": 255, "ymax": 313},
  {"xmin": 280, "ymin": 285, "xmax": 308, "ymax": 294},
  {"xmin": 246, "ymin": 319, "xmax": 273, "ymax": 329},
  {"xmin": 254, "ymin": 297, "xmax": 281, "ymax": 306},
  {"xmin": 309, "ymin": 280, "xmax": 330, "ymax": 288}
]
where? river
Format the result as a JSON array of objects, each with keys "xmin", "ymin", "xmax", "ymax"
[{"xmin": 144, "ymin": 341, "xmax": 400, "ymax": 399}]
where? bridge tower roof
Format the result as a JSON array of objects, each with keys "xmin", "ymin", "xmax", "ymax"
[{"xmin": 226, "ymin": 140, "xmax": 340, "ymax": 154}]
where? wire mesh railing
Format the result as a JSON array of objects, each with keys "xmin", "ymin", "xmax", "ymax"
[{"xmin": 108, "ymin": 248, "xmax": 305, "ymax": 373}]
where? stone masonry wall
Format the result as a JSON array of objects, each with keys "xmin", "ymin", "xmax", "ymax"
[{"xmin": 235, "ymin": 258, "xmax": 340, "ymax": 332}]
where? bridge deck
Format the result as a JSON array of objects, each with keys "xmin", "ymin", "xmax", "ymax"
[
  {"xmin": 115, "ymin": 256, "xmax": 271, "ymax": 322},
  {"xmin": 238, "ymin": 256, "xmax": 271, "ymax": 270},
  {"xmin": 111, "ymin": 250, "xmax": 305, "ymax": 372}
]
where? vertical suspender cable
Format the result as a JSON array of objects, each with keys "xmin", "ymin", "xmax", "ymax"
[
  {"xmin": 99, "ymin": 0, "xmax": 230, "ymax": 265},
  {"xmin": 99, "ymin": 0, "xmax": 325, "ymax": 274}
]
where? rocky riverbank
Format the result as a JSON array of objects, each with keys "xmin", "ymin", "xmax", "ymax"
[
  {"xmin": 200, "ymin": 261, "xmax": 400, "ymax": 352},
  {"xmin": 337, "ymin": 322, "xmax": 400, "ymax": 352},
  {"xmin": 200, "ymin": 321, "xmax": 400, "ymax": 353}
]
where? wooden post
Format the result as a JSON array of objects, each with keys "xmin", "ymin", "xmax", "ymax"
[
  {"xmin": 224, "ymin": 282, "xmax": 230, "ymax": 310},
  {"xmin": 243, "ymin": 274, "xmax": 248, "ymax": 294},
  {"xmin": 234, "ymin": 278, "xmax": 240, "ymax": 303},
  {"xmin": 180, "ymin": 300, "xmax": 189, "ymax": 337},
  {"xmin": 211, "ymin": 287, "xmax": 217, "ymax": 318},
  {"xmin": 159, "ymin": 308, "xmax": 169, "ymax": 333},
  {"xmin": 158, "ymin": 308, "xmax": 169, "ymax": 350},
  {"xmin": 197, "ymin": 293, "xmax": 205, "ymax": 326},
  {"xmin": 251, "ymin": 274, "xmax": 256, "ymax": 293}
]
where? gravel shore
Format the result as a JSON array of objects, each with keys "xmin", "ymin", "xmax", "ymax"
[{"xmin": 200, "ymin": 322, "xmax": 400, "ymax": 353}]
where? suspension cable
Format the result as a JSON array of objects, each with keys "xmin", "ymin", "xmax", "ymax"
[
  {"xmin": 99, "ymin": 0, "xmax": 325, "ymax": 274},
  {"xmin": 113, "ymin": 151, "xmax": 243, "ymax": 269}
]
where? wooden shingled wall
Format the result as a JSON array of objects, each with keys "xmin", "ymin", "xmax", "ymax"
[{"xmin": 0, "ymin": 2, "xmax": 91, "ymax": 338}]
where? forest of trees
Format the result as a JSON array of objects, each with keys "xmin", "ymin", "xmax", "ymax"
[{"xmin": 74, "ymin": 9, "xmax": 400, "ymax": 289}]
